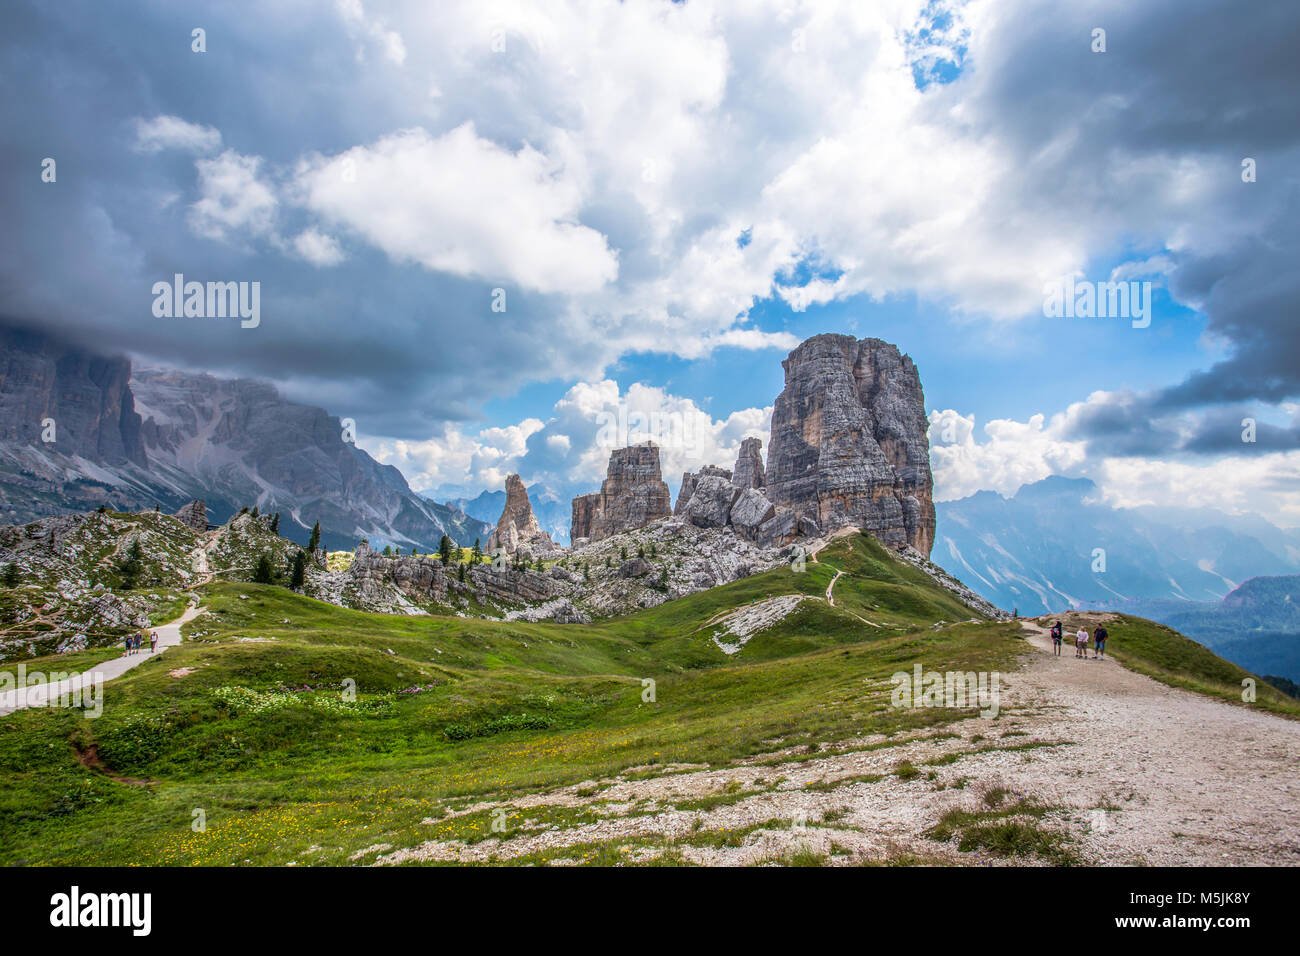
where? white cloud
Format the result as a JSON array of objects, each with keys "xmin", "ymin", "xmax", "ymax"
[
  {"xmin": 293, "ymin": 124, "xmax": 618, "ymax": 294},
  {"xmin": 133, "ymin": 115, "xmax": 221, "ymax": 154},
  {"xmin": 188, "ymin": 150, "xmax": 278, "ymax": 242},
  {"xmin": 292, "ymin": 228, "xmax": 345, "ymax": 266},
  {"xmin": 930, "ymin": 404, "xmax": 1300, "ymax": 523},
  {"xmin": 335, "ymin": 0, "xmax": 407, "ymax": 65},
  {"xmin": 928, "ymin": 407, "xmax": 1088, "ymax": 501},
  {"xmin": 369, "ymin": 377, "xmax": 770, "ymax": 501}
]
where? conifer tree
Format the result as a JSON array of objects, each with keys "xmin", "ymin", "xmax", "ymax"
[
  {"xmin": 290, "ymin": 550, "xmax": 308, "ymax": 590},
  {"xmin": 308, "ymin": 521, "xmax": 321, "ymax": 552}
]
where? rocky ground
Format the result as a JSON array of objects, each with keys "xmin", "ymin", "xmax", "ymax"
[{"xmin": 369, "ymin": 614, "xmax": 1300, "ymax": 867}]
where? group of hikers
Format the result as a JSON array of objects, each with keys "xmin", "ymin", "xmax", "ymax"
[
  {"xmin": 123, "ymin": 629, "xmax": 158, "ymax": 655},
  {"xmin": 1048, "ymin": 621, "xmax": 1108, "ymax": 659}
]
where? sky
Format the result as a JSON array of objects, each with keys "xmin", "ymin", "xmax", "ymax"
[{"xmin": 2, "ymin": 0, "xmax": 1298, "ymax": 523}]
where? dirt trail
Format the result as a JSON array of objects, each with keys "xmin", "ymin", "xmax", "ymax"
[
  {"xmin": 825, "ymin": 569, "xmax": 844, "ymax": 606},
  {"xmin": 376, "ymin": 614, "xmax": 1300, "ymax": 867}
]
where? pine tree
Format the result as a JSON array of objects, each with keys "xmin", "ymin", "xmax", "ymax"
[
  {"xmin": 382, "ymin": 544, "xmax": 394, "ymax": 557},
  {"xmin": 637, "ymin": 544, "xmax": 645, "ymax": 559},
  {"xmin": 472, "ymin": 539, "xmax": 483, "ymax": 563},
  {"xmin": 290, "ymin": 550, "xmax": 307, "ymax": 590},
  {"xmin": 620, "ymin": 545, "xmax": 628, "ymax": 560},
  {"xmin": 1, "ymin": 562, "xmax": 19, "ymax": 588},
  {"xmin": 439, "ymin": 534, "xmax": 454, "ymax": 564},
  {"xmin": 270, "ymin": 512, "xmax": 280, "ymax": 534},
  {"xmin": 253, "ymin": 555, "xmax": 274, "ymax": 584},
  {"xmin": 118, "ymin": 538, "xmax": 144, "ymax": 589},
  {"xmin": 308, "ymin": 521, "xmax": 321, "ymax": 553},
  {"xmin": 457, "ymin": 563, "xmax": 466, "ymax": 583},
  {"xmin": 252, "ymin": 505, "xmax": 260, "ymax": 518}
]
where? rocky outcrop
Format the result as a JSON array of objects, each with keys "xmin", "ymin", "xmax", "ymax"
[
  {"xmin": 674, "ymin": 465, "xmax": 731, "ymax": 515},
  {"xmin": 346, "ymin": 542, "xmax": 449, "ymax": 609},
  {"xmin": 732, "ymin": 438, "xmax": 765, "ymax": 490},
  {"xmin": 570, "ymin": 493, "xmax": 600, "ymax": 545},
  {"xmin": 765, "ymin": 334, "xmax": 935, "ymax": 556},
  {"xmin": 569, "ymin": 443, "xmax": 672, "ymax": 544},
  {"xmin": 486, "ymin": 475, "xmax": 559, "ymax": 558},
  {"xmin": 174, "ymin": 500, "xmax": 208, "ymax": 532}
]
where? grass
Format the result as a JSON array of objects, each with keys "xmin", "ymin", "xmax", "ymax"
[{"xmin": 0, "ymin": 531, "xmax": 1283, "ymax": 867}]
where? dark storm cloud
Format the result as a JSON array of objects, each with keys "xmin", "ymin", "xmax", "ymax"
[
  {"xmin": 0, "ymin": 0, "xmax": 598, "ymax": 438},
  {"xmin": 944, "ymin": 0, "xmax": 1300, "ymax": 465}
]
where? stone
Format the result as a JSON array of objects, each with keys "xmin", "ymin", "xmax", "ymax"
[
  {"xmin": 486, "ymin": 474, "xmax": 559, "ymax": 558},
  {"xmin": 674, "ymin": 465, "xmax": 732, "ymax": 515},
  {"xmin": 618, "ymin": 557, "xmax": 654, "ymax": 578},
  {"xmin": 732, "ymin": 437, "xmax": 766, "ymax": 490},
  {"xmin": 729, "ymin": 487, "xmax": 776, "ymax": 538},
  {"xmin": 765, "ymin": 334, "xmax": 935, "ymax": 556},
  {"xmin": 174, "ymin": 500, "xmax": 208, "ymax": 532},
  {"xmin": 682, "ymin": 475, "xmax": 741, "ymax": 528},
  {"xmin": 569, "ymin": 443, "xmax": 671, "ymax": 543}
]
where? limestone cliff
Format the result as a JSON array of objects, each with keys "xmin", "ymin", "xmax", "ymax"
[{"xmin": 765, "ymin": 334, "xmax": 935, "ymax": 556}]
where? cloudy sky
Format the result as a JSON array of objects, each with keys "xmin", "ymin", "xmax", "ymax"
[{"xmin": 3, "ymin": 0, "xmax": 1297, "ymax": 522}]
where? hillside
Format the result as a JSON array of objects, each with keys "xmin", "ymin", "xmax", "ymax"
[{"xmin": 1, "ymin": 530, "xmax": 1295, "ymax": 867}]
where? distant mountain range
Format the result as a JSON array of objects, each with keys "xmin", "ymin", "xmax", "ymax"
[
  {"xmin": 934, "ymin": 476, "xmax": 1300, "ymax": 615},
  {"xmin": 1093, "ymin": 576, "xmax": 1300, "ymax": 684},
  {"xmin": 0, "ymin": 323, "xmax": 490, "ymax": 552}
]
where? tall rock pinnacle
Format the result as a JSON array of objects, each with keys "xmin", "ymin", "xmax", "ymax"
[
  {"xmin": 487, "ymin": 474, "xmax": 559, "ymax": 558},
  {"xmin": 765, "ymin": 334, "xmax": 935, "ymax": 556}
]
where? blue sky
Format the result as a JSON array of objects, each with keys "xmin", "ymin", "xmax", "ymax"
[{"xmin": 2, "ymin": 0, "xmax": 1297, "ymax": 523}]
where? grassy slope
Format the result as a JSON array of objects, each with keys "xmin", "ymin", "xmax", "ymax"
[{"xmin": 0, "ymin": 532, "xmax": 1288, "ymax": 866}]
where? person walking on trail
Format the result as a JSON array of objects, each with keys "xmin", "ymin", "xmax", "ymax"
[
  {"xmin": 1049, "ymin": 621, "xmax": 1064, "ymax": 656},
  {"xmin": 1093, "ymin": 624, "xmax": 1108, "ymax": 659},
  {"xmin": 123, "ymin": 634, "xmax": 132, "ymax": 656},
  {"xmin": 1075, "ymin": 626, "xmax": 1089, "ymax": 658},
  {"xmin": 149, "ymin": 630, "xmax": 158, "ymax": 654}
]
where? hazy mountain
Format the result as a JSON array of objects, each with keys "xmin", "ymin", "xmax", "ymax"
[
  {"xmin": 434, "ymin": 482, "xmax": 572, "ymax": 546},
  {"xmin": 0, "ymin": 324, "xmax": 489, "ymax": 552},
  {"xmin": 1095, "ymin": 576, "xmax": 1300, "ymax": 683},
  {"xmin": 934, "ymin": 476, "xmax": 1300, "ymax": 615}
]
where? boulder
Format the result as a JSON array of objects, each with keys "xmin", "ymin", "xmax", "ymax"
[
  {"xmin": 682, "ymin": 475, "xmax": 741, "ymax": 528},
  {"xmin": 174, "ymin": 500, "xmax": 208, "ymax": 532},
  {"xmin": 729, "ymin": 487, "xmax": 776, "ymax": 538}
]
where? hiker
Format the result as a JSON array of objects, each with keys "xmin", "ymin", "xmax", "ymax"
[
  {"xmin": 150, "ymin": 630, "xmax": 158, "ymax": 653},
  {"xmin": 1075, "ymin": 626, "xmax": 1089, "ymax": 658},
  {"xmin": 1093, "ymin": 624, "xmax": 1108, "ymax": 659},
  {"xmin": 123, "ymin": 634, "xmax": 132, "ymax": 655},
  {"xmin": 1049, "ymin": 621, "xmax": 1063, "ymax": 656}
]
